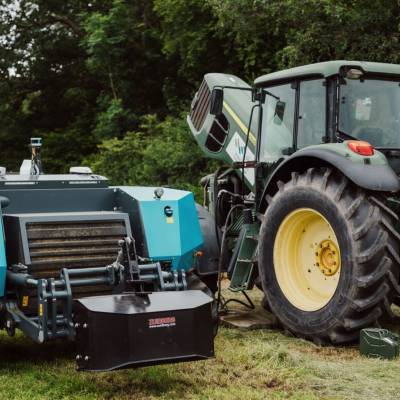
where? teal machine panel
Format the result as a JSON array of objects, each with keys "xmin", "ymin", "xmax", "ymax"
[
  {"xmin": 0, "ymin": 211, "xmax": 6, "ymax": 296},
  {"xmin": 118, "ymin": 187, "xmax": 203, "ymax": 270}
]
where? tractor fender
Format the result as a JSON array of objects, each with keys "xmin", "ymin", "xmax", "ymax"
[
  {"xmin": 259, "ymin": 145, "xmax": 400, "ymax": 210},
  {"xmin": 195, "ymin": 204, "xmax": 219, "ymax": 276}
]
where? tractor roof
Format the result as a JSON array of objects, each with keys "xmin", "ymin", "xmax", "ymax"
[{"xmin": 254, "ymin": 60, "xmax": 400, "ymax": 87}]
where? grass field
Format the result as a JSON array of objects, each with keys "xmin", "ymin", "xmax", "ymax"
[{"xmin": 0, "ymin": 288, "xmax": 399, "ymax": 400}]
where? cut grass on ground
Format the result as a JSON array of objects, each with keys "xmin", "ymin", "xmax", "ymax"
[{"xmin": 0, "ymin": 288, "xmax": 399, "ymax": 400}]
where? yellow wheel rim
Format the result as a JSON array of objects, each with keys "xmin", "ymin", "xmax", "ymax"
[{"xmin": 273, "ymin": 208, "xmax": 341, "ymax": 312}]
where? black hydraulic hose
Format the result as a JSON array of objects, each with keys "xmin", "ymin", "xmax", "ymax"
[
  {"xmin": 215, "ymin": 204, "xmax": 246, "ymax": 337},
  {"xmin": 222, "ymin": 290, "xmax": 255, "ymax": 310}
]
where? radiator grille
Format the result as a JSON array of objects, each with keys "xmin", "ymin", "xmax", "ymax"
[
  {"xmin": 27, "ymin": 220, "xmax": 127, "ymax": 279},
  {"xmin": 189, "ymin": 79, "xmax": 211, "ymax": 130}
]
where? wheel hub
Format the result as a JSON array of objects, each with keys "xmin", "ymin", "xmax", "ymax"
[
  {"xmin": 315, "ymin": 239, "xmax": 340, "ymax": 276},
  {"xmin": 273, "ymin": 208, "xmax": 342, "ymax": 311}
]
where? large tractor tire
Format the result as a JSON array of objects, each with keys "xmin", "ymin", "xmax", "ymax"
[{"xmin": 259, "ymin": 167, "xmax": 400, "ymax": 344}]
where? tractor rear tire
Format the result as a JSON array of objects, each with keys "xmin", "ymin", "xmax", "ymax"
[{"xmin": 259, "ymin": 168, "xmax": 400, "ymax": 344}]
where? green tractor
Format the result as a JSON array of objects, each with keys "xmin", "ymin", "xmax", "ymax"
[{"xmin": 187, "ymin": 60, "xmax": 400, "ymax": 344}]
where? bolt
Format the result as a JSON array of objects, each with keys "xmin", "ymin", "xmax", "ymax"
[
  {"xmin": 76, "ymin": 355, "xmax": 82, "ymax": 360},
  {"xmin": 74, "ymin": 323, "xmax": 80, "ymax": 328},
  {"xmin": 316, "ymin": 263, "xmax": 319, "ymax": 266},
  {"xmin": 315, "ymin": 252, "xmax": 318, "ymax": 256},
  {"xmin": 83, "ymin": 323, "xmax": 88, "ymax": 329},
  {"xmin": 308, "ymin": 269, "xmax": 311, "ymax": 273},
  {"xmin": 84, "ymin": 356, "xmax": 90, "ymax": 361}
]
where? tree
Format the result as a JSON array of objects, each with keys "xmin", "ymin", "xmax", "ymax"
[
  {"xmin": 1, "ymin": 0, "xmax": 400, "ymax": 184},
  {"xmin": 88, "ymin": 114, "xmax": 219, "ymax": 200}
]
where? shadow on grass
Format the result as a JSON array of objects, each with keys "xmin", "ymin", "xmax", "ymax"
[
  {"xmin": 0, "ymin": 332, "xmax": 199, "ymax": 399},
  {"xmin": 0, "ymin": 333, "xmax": 75, "ymax": 367}
]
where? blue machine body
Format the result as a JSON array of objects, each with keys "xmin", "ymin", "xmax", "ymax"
[
  {"xmin": 118, "ymin": 186, "xmax": 203, "ymax": 270},
  {"xmin": 0, "ymin": 211, "xmax": 6, "ymax": 296}
]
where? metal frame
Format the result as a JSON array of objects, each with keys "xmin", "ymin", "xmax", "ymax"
[{"xmin": 5, "ymin": 236, "xmax": 189, "ymax": 343}]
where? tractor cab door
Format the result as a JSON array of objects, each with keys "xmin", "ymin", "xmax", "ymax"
[
  {"xmin": 256, "ymin": 78, "xmax": 327, "ymax": 204},
  {"xmin": 258, "ymin": 82, "xmax": 296, "ymax": 163},
  {"xmin": 258, "ymin": 78, "xmax": 327, "ymax": 164},
  {"xmin": 296, "ymin": 79, "xmax": 327, "ymax": 148}
]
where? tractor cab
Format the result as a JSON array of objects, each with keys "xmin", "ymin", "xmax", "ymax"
[{"xmin": 254, "ymin": 61, "xmax": 400, "ymax": 171}]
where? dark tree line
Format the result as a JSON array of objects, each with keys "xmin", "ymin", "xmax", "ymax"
[{"xmin": 1, "ymin": 0, "xmax": 400, "ymax": 195}]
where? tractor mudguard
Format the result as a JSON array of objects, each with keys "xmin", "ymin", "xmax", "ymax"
[
  {"xmin": 261, "ymin": 142, "xmax": 400, "ymax": 207},
  {"xmin": 195, "ymin": 204, "xmax": 219, "ymax": 276}
]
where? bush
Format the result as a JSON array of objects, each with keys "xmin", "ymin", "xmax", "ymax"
[{"xmin": 88, "ymin": 114, "xmax": 219, "ymax": 200}]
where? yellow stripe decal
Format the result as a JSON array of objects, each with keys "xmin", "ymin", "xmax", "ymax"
[{"xmin": 223, "ymin": 101, "xmax": 256, "ymax": 145}]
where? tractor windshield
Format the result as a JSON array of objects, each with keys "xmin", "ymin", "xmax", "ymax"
[{"xmin": 339, "ymin": 78, "xmax": 400, "ymax": 148}]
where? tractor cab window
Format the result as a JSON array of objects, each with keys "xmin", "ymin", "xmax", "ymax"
[
  {"xmin": 339, "ymin": 78, "xmax": 400, "ymax": 148},
  {"xmin": 297, "ymin": 79, "xmax": 326, "ymax": 148},
  {"xmin": 259, "ymin": 83, "xmax": 295, "ymax": 162}
]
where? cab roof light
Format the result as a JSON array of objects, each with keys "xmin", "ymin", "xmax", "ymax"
[{"xmin": 347, "ymin": 140, "xmax": 374, "ymax": 156}]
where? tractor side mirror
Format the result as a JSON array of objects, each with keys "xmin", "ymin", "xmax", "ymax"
[
  {"xmin": 274, "ymin": 100, "xmax": 286, "ymax": 122},
  {"xmin": 210, "ymin": 88, "xmax": 224, "ymax": 115}
]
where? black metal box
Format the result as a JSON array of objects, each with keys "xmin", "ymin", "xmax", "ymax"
[{"xmin": 74, "ymin": 290, "xmax": 214, "ymax": 371}]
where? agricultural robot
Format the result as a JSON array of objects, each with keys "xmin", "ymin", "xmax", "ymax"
[
  {"xmin": 0, "ymin": 138, "xmax": 219, "ymax": 371},
  {"xmin": 188, "ymin": 60, "xmax": 400, "ymax": 344}
]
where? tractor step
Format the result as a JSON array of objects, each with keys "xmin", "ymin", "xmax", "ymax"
[
  {"xmin": 74, "ymin": 290, "xmax": 214, "ymax": 371},
  {"xmin": 228, "ymin": 220, "xmax": 259, "ymax": 292}
]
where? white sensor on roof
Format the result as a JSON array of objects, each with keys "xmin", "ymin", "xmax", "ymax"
[{"xmin": 69, "ymin": 166, "xmax": 93, "ymax": 174}]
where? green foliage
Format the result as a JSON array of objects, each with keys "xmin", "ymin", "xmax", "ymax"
[
  {"xmin": 88, "ymin": 114, "xmax": 219, "ymax": 199},
  {"xmin": 1, "ymin": 0, "xmax": 400, "ymax": 185}
]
